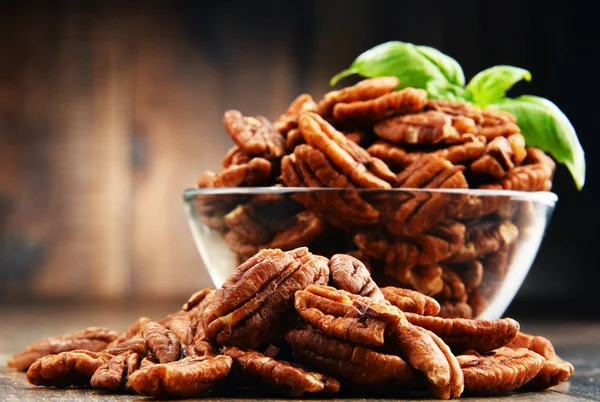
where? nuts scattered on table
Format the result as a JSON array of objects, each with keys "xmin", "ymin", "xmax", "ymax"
[{"xmin": 11, "ymin": 247, "xmax": 573, "ymax": 399}]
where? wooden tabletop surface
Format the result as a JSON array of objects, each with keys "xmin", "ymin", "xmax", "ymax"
[{"xmin": 1, "ymin": 302, "xmax": 599, "ymax": 401}]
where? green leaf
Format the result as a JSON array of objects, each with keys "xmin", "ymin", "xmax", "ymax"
[
  {"xmin": 466, "ymin": 65, "xmax": 531, "ymax": 106},
  {"xmin": 490, "ymin": 96, "xmax": 585, "ymax": 189},
  {"xmin": 426, "ymin": 81, "xmax": 469, "ymax": 101},
  {"xmin": 415, "ymin": 45, "xmax": 465, "ymax": 86},
  {"xmin": 330, "ymin": 41, "xmax": 458, "ymax": 89}
]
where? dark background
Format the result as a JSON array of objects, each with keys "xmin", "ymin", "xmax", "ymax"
[{"xmin": 0, "ymin": 0, "xmax": 598, "ymax": 317}]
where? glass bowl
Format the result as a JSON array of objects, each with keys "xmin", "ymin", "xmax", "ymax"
[{"xmin": 183, "ymin": 187, "xmax": 556, "ymax": 319}]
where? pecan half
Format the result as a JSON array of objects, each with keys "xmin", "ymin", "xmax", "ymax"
[
  {"xmin": 506, "ymin": 332, "xmax": 556, "ymax": 360},
  {"xmin": 480, "ymin": 147, "xmax": 555, "ymax": 191},
  {"xmin": 222, "ymin": 346, "xmax": 340, "ymax": 396},
  {"xmin": 8, "ymin": 327, "xmax": 118, "ymax": 372},
  {"xmin": 426, "ymin": 99, "xmax": 483, "ymax": 124},
  {"xmin": 281, "ymin": 149, "xmax": 381, "ymax": 228},
  {"xmin": 127, "ymin": 355, "xmax": 232, "ymax": 398},
  {"xmin": 525, "ymin": 358, "xmax": 574, "ymax": 390},
  {"xmin": 182, "ymin": 288, "xmax": 215, "ymax": 312},
  {"xmin": 444, "ymin": 220, "xmax": 518, "ymax": 264},
  {"xmin": 355, "ymin": 221, "xmax": 465, "ymax": 283},
  {"xmin": 329, "ymin": 253, "xmax": 384, "ymax": 300},
  {"xmin": 158, "ymin": 310, "xmax": 192, "ymax": 347},
  {"xmin": 142, "ymin": 322, "xmax": 182, "ymax": 363},
  {"xmin": 294, "ymin": 285, "xmax": 401, "ymax": 346},
  {"xmin": 381, "ymin": 287, "xmax": 441, "ymax": 315},
  {"xmin": 317, "ymin": 77, "xmax": 400, "ymax": 117},
  {"xmin": 437, "ymin": 267, "xmax": 468, "ymax": 303},
  {"xmin": 477, "ymin": 108, "xmax": 521, "ymax": 140},
  {"xmin": 505, "ymin": 331, "xmax": 574, "ymax": 390},
  {"xmin": 225, "ymin": 209, "xmax": 326, "ymax": 260},
  {"xmin": 449, "ymin": 260, "xmax": 484, "ymax": 290},
  {"xmin": 274, "ymin": 94, "xmax": 318, "ymax": 134},
  {"xmin": 299, "ymin": 112, "xmax": 397, "ymax": 188},
  {"xmin": 471, "ymin": 134, "xmax": 526, "ymax": 179},
  {"xmin": 285, "ymin": 127, "xmax": 305, "ymax": 152},
  {"xmin": 367, "ymin": 136, "xmax": 485, "ymax": 172},
  {"xmin": 222, "ymin": 145, "xmax": 251, "ymax": 169},
  {"xmin": 212, "ymin": 158, "xmax": 273, "ymax": 187},
  {"xmin": 26, "ymin": 350, "xmax": 113, "ymax": 387},
  {"xmin": 404, "ymin": 314, "xmax": 520, "ymax": 353},
  {"xmin": 90, "ymin": 351, "xmax": 142, "ymax": 391},
  {"xmin": 106, "ymin": 317, "xmax": 151, "ymax": 350},
  {"xmin": 374, "ymin": 111, "xmax": 459, "ymax": 145},
  {"xmin": 378, "ymin": 156, "xmax": 468, "ymax": 236},
  {"xmin": 458, "ymin": 347, "xmax": 544, "ymax": 395},
  {"xmin": 286, "ymin": 328, "xmax": 416, "ymax": 386},
  {"xmin": 186, "ymin": 289, "xmax": 218, "ymax": 357},
  {"xmin": 392, "ymin": 321, "xmax": 463, "ymax": 399},
  {"xmin": 223, "ymin": 110, "xmax": 286, "ymax": 159},
  {"xmin": 202, "ymin": 248, "xmax": 329, "ymax": 349},
  {"xmin": 332, "ymin": 88, "xmax": 428, "ymax": 124}
]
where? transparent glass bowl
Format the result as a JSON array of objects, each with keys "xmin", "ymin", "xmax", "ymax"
[{"xmin": 183, "ymin": 187, "xmax": 556, "ymax": 319}]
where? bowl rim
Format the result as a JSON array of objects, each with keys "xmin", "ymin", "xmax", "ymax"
[{"xmin": 182, "ymin": 187, "xmax": 558, "ymax": 206}]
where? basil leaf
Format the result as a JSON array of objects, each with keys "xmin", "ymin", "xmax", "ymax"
[
  {"xmin": 466, "ymin": 66, "xmax": 531, "ymax": 106},
  {"xmin": 490, "ymin": 96, "xmax": 585, "ymax": 189},
  {"xmin": 330, "ymin": 41, "xmax": 452, "ymax": 88},
  {"xmin": 415, "ymin": 45, "xmax": 465, "ymax": 86},
  {"xmin": 426, "ymin": 81, "xmax": 469, "ymax": 101}
]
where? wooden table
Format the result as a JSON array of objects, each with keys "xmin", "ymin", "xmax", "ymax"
[{"xmin": 1, "ymin": 302, "xmax": 599, "ymax": 401}]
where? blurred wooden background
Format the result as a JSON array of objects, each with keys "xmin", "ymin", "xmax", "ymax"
[{"xmin": 1, "ymin": 0, "xmax": 598, "ymax": 308}]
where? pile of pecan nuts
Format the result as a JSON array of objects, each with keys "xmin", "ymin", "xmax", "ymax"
[
  {"xmin": 194, "ymin": 77, "xmax": 556, "ymax": 319},
  {"xmin": 9, "ymin": 248, "xmax": 572, "ymax": 399}
]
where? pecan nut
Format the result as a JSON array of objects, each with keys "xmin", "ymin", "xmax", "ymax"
[
  {"xmin": 329, "ymin": 253, "xmax": 384, "ymax": 300},
  {"xmin": 378, "ymin": 156, "xmax": 468, "ymax": 236},
  {"xmin": 426, "ymin": 99, "xmax": 483, "ymax": 123},
  {"xmin": 317, "ymin": 77, "xmax": 400, "ymax": 117},
  {"xmin": 222, "ymin": 346, "xmax": 340, "ymax": 396},
  {"xmin": 332, "ymin": 88, "xmax": 427, "ymax": 124},
  {"xmin": 525, "ymin": 358, "xmax": 574, "ymax": 390},
  {"xmin": 222, "ymin": 145, "xmax": 251, "ymax": 169},
  {"xmin": 294, "ymin": 284, "xmax": 401, "ymax": 346},
  {"xmin": 223, "ymin": 110, "xmax": 286, "ymax": 159},
  {"xmin": 374, "ymin": 111, "xmax": 459, "ymax": 145},
  {"xmin": 444, "ymin": 220, "xmax": 518, "ymax": 264},
  {"xmin": 298, "ymin": 112, "xmax": 397, "ymax": 188},
  {"xmin": 392, "ymin": 321, "xmax": 463, "ymax": 399},
  {"xmin": 202, "ymin": 248, "xmax": 329, "ymax": 349},
  {"xmin": 404, "ymin": 314, "xmax": 520, "ymax": 353},
  {"xmin": 480, "ymin": 147, "xmax": 555, "ymax": 191},
  {"xmin": 367, "ymin": 136, "xmax": 485, "ymax": 172},
  {"xmin": 471, "ymin": 134, "xmax": 526, "ymax": 179},
  {"xmin": 127, "ymin": 355, "xmax": 233, "ymax": 398},
  {"xmin": 8, "ymin": 327, "xmax": 118, "ymax": 372},
  {"xmin": 225, "ymin": 209, "xmax": 326, "ymax": 260},
  {"xmin": 274, "ymin": 94, "xmax": 318, "ymax": 134},
  {"xmin": 281, "ymin": 148, "xmax": 381, "ymax": 228},
  {"xmin": 505, "ymin": 331, "xmax": 574, "ymax": 390},
  {"xmin": 381, "ymin": 286, "xmax": 441, "ymax": 315},
  {"xmin": 186, "ymin": 289, "xmax": 218, "ymax": 357},
  {"xmin": 141, "ymin": 321, "xmax": 182, "ymax": 363},
  {"xmin": 457, "ymin": 347, "xmax": 544, "ymax": 395},
  {"xmin": 26, "ymin": 350, "xmax": 113, "ymax": 387},
  {"xmin": 354, "ymin": 221, "xmax": 462, "ymax": 277},
  {"xmin": 90, "ymin": 351, "xmax": 142, "ymax": 391},
  {"xmin": 286, "ymin": 328, "xmax": 416, "ymax": 386},
  {"xmin": 506, "ymin": 331, "xmax": 555, "ymax": 360},
  {"xmin": 477, "ymin": 108, "xmax": 521, "ymax": 140}
]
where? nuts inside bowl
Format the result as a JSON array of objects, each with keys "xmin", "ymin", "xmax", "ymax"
[{"xmin": 184, "ymin": 76, "xmax": 558, "ymax": 320}]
